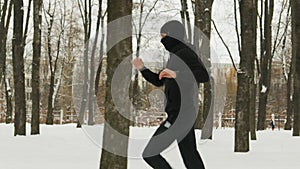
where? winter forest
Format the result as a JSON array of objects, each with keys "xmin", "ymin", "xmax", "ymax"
[{"xmin": 1, "ymin": 0, "xmax": 300, "ymax": 169}]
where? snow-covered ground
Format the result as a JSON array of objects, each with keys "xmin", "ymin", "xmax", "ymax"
[{"xmin": 1, "ymin": 124, "xmax": 300, "ymax": 169}]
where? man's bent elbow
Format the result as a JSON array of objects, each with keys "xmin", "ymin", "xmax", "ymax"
[{"xmin": 196, "ymin": 73, "xmax": 209, "ymax": 83}]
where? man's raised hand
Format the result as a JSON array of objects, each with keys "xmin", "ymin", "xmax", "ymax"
[{"xmin": 131, "ymin": 57, "xmax": 145, "ymax": 71}]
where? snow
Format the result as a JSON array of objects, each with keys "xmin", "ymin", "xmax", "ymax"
[
  {"xmin": 261, "ymin": 85, "xmax": 268, "ymax": 93},
  {"xmin": 1, "ymin": 124, "xmax": 300, "ymax": 169}
]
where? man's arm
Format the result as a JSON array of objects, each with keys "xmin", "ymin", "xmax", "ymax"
[
  {"xmin": 175, "ymin": 49, "xmax": 210, "ymax": 83},
  {"xmin": 175, "ymin": 67, "xmax": 209, "ymax": 83},
  {"xmin": 131, "ymin": 58, "xmax": 164, "ymax": 87},
  {"xmin": 140, "ymin": 68, "xmax": 164, "ymax": 87}
]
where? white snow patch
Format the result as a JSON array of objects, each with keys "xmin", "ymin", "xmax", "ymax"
[
  {"xmin": 1, "ymin": 124, "xmax": 300, "ymax": 169},
  {"xmin": 261, "ymin": 85, "xmax": 268, "ymax": 93}
]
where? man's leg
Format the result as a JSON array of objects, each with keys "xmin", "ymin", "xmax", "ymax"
[
  {"xmin": 143, "ymin": 154, "xmax": 171, "ymax": 169},
  {"xmin": 143, "ymin": 122, "xmax": 173, "ymax": 169},
  {"xmin": 178, "ymin": 129, "xmax": 205, "ymax": 169}
]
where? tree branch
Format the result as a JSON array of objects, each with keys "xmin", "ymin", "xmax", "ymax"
[
  {"xmin": 211, "ymin": 19, "xmax": 238, "ymax": 71},
  {"xmin": 234, "ymin": 0, "xmax": 241, "ymax": 56}
]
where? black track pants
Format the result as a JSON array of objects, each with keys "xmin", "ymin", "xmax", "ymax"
[{"xmin": 142, "ymin": 123, "xmax": 205, "ymax": 169}]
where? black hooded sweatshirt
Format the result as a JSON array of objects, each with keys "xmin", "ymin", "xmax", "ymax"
[{"xmin": 140, "ymin": 36, "xmax": 209, "ymax": 124}]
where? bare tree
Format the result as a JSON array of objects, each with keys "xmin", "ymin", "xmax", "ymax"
[
  {"xmin": 292, "ymin": 0, "xmax": 300, "ymax": 136},
  {"xmin": 0, "ymin": 0, "xmax": 10, "ymax": 83},
  {"xmin": 22, "ymin": 0, "xmax": 33, "ymax": 52},
  {"xmin": 274, "ymin": 1, "xmax": 293, "ymax": 131},
  {"xmin": 131, "ymin": 0, "xmax": 159, "ymax": 126},
  {"xmin": 180, "ymin": 0, "xmax": 192, "ymax": 42},
  {"xmin": 5, "ymin": 78, "xmax": 12, "ymax": 123},
  {"xmin": 234, "ymin": 0, "xmax": 256, "ymax": 152},
  {"xmin": 249, "ymin": 0, "xmax": 258, "ymax": 140},
  {"xmin": 0, "ymin": 0, "xmax": 2, "ymax": 14},
  {"xmin": 76, "ymin": 0, "xmax": 92, "ymax": 127},
  {"xmin": 31, "ymin": 0, "xmax": 42, "ymax": 135},
  {"xmin": 100, "ymin": 0, "xmax": 132, "ymax": 168},
  {"xmin": 44, "ymin": 0, "xmax": 57, "ymax": 125},
  {"xmin": 193, "ymin": 0, "xmax": 214, "ymax": 140},
  {"xmin": 60, "ymin": 2, "xmax": 83, "ymax": 124},
  {"xmin": 234, "ymin": 0, "xmax": 256, "ymax": 140},
  {"xmin": 44, "ymin": 0, "xmax": 66, "ymax": 125},
  {"xmin": 94, "ymin": 1, "xmax": 106, "ymax": 97},
  {"xmin": 285, "ymin": 58, "xmax": 294, "ymax": 130},
  {"xmin": 257, "ymin": 0, "xmax": 274, "ymax": 131},
  {"xmin": 95, "ymin": 0, "xmax": 106, "ymax": 100},
  {"xmin": 0, "ymin": 0, "xmax": 13, "ymax": 124},
  {"xmin": 12, "ymin": 0, "xmax": 26, "ymax": 136},
  {"xmin": 88, "ymin": 0, "xmax": 107, "ymax": 126}
]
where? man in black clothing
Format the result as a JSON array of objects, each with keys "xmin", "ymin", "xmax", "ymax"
[{"xmin": 131, "ymin": 20, "xmax": 209, "ymax": 169}]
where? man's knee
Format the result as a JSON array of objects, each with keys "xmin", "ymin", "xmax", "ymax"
[
  {"xmin": 142, "ymin": 149, "xmax": 152, "ymax": 162},
  {"xmin": 142, "ymin": 152, "xmax": 158, "ymax": 168},
  {"xmin": 143, "ymin": 155, "xmax": 154, "ymax": 164}
]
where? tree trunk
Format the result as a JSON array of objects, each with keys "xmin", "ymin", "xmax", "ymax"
[
  {"xmin": 13, "ymin": 0, "xmax": 26, "ymax": 136},
  {"xmin": 45, "ymin": 2, "xmax": 65, "ymax": 125},
  {"xmin": 31, "ymin": 0, "xmax": 42, "ymax": 135},
  {"xmin": 46, "ymin": 70, "xmax": 55, "ymax": 124},
  {"xmin": 292, "ymin": 0, "xmax": 300, "ymax": 136},
  {"xmin": 249, "ymin": 78, "xmax": 257, "ymax": 140},
  {"xmin": 95, "ymin": 0, "xmax": 105, "ymax": 97},
  {"xmin": 249, "ymin": 0, "xmax": 258, "ymax": 140},
  {"xmin": 235, "ymin": 73, "xmax": 250, "ymax": 152},
  {"xmin": 131, "ymin": 72, "xmax": 141, "ymax": 126},
  {"xmin": 193, "ymin": 0, "xmax": 214, "ymax": 139},
  {"xmin": 283, "ymin": 2, "xmax": 293, "ymax": 131},
  {"xmin": 284, "ymin": 63, "xmax": 293, "ymax": 130},
  {"xmin": 95, "ymin": 32, "xmax": 104, "ymax": 96},
  {"xmin": 22, "ymin": 0, "xmax": 32, "ymax": 52},
  {"xmin": 46, "ymin": 9, "xmax": 55, "ymax": 125},
  {"xmin": 180, "ymin": 0, "xmax": 192, "ymax": 42},
  {"xmin": 0, "ymin": 0, "xmax": 13, "ymax": 124},
  {"xmin": 257, "ymin": 0, "xmax": 274, "ymax": 131},
  {"xmin": 0, "ymin": 0, "xmax": 9, "ymax": 83},
  {"xmin": 131, "ymin": 1, "xmax": 146, "ymax": 126},
  {"xmin": 235, "ymin": 0, "xmax": 256, "ymax": 152},
  {"xmin": 5, "ymin": 78, "xmax": 12, "ymax": 124},
  {"xmin": 77, "ymin": 38, "xmax": 89, "ymax": 128},
  {"xmin": 88, "ymin": 0, "xmax": 103, "ymax": 125},
  {"xmin": 193, "ymin": 0, "xmax": 203, "ymax": 129},
  {"xmin": 100, "ymin": 0, "xmax": 132, "ymax": 168},
  {"xmin": 77, "ymin": 0, "xmax": 92, "ymax": 128}
]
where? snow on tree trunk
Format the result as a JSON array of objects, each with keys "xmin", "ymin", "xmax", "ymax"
[{"xmin": 52, "ymin": 59, "xmax": 65, "ymax": 110}]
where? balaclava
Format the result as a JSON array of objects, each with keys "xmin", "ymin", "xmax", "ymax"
[{"xmin": 160, "ymin": 20, "xmax": 186, "ymax": 51}]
